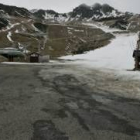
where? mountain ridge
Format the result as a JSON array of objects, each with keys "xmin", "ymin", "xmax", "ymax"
[
  {"xmin": 0, "ymin": 2, "xmax": 139, "ymax": 62},
  {"xmin": 0, "ymin": 2, "xmax": 133, "ymax": 21}
]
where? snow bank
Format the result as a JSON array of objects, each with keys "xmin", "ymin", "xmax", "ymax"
[
  {"xmin": 61, "ymin": 33, "xmax": 137, "ymax": 70},
  {"xmin": 61, "ymin": 22, "xmax": 140, "ymax": 79}
]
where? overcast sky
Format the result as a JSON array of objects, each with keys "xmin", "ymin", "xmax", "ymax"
[{"xmin": 0, "ymin": 0, "xmax": 139, "ymax": 14}]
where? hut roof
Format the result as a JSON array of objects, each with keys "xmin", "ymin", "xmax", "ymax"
[{"xmin": 0, "ymin": 48, "xmax": 24, "ymax": 57}]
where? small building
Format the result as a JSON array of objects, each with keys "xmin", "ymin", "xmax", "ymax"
[{"xmin": 29, "ymin": 52, "xmax": 40, "ymax": 63}]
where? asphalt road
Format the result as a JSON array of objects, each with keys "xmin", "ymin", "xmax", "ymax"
[{"xmin": 0, "ymin": 63, "xmax": 140, "ymax": 140}]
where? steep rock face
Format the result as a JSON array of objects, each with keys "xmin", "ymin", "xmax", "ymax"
[
  {"xmin": 0, "ymin": 2, "xmax": 133, "ymax": 29},
  {"xmin": 127, "ymin": 14, "xmax": 140, "ymax": 32},
  {"xmin": 33, "ymin": 22, "xmax": 48, "ymax": 32},
  {"xmin": 109, "ymin": 20, "xmax": 129, "ymax": 30},
  {"xmin": 101, "ymin": 4, "xmax": 114, "ymax": 13},
  {"xmin": 32, "ymin": 9, "xmax": 58, "ymax": 19},
  {"xmin": 70, "ymin": 3, "xmax": 125, "ymax": 21},
  {"xmin": 31, "ymin": 3, "xmax": 128, "ymax": 24},
  {"xmin": 32, "ymin": 9, "xmax": 68, "ymax": 23},
  {"xmin": 71, "ymin": 4, "xmax": 93, "ymax": 18},
  {"xmin": 0, "ymin": 3, "xmax": 31, "ymax": 17},
  {"xmin": 0, "ymin": 18, "xmax": 8, "ymax": 29}
]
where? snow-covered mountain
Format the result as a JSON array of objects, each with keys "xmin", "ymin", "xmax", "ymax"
[
  {"xmin": 29, "ymin": 3, "xmax": 129, "ymax": 23},
  {"xmin": 0, "ymin": 2, "xmax": 135, "ymax": 24},
  {"xmin": 31, "ymin": 9, "xmax": 69, "ymax": 23},
  {"xmin": 70, "ymin": 3, "xmax": 125, "ymax": 21},
  {"xmin": 0, "ymin": 2, "xmax": 139, "ymax": 61},
  {"xmin": 28, "ymin": 3, "xmax": 134, "ymax": 30}
]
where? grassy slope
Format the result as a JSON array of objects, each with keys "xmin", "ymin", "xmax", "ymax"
[{"xmin": 0, "ymin": 17, "xmax": 114, "ymax": 61}]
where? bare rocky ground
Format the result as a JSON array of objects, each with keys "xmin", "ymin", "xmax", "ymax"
[{"xmin": 0, "ymin": 62, "xmax": 140, "ymax": 140}]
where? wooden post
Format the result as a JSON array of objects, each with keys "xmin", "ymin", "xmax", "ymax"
[
  {"xmin": 9, "ymin": 56, "xmax": 14, "ymax": 62},
  {"xmin": 135, "ymin": 56, "xmax": 140, "ymax": 69}
]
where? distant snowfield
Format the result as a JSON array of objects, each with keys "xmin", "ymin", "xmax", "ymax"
[
  {"xmin": 82, "ymin": 22, "xmax": 121, "ymax": 33},
  {"xmin": 61, "ymin": 34, "xmax": 137, "ymax": 70},
  {"xmin": 61, "ymin": 23, "xmax": 140, "ymax": 79}
]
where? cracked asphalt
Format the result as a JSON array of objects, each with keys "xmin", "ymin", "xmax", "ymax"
[{"xmin": 0, "ymin": 63, "xmax": 140, "ymax": 140}]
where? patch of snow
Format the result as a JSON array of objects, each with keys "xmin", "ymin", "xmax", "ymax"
[
  {"xmin": 93, "ymin": 15, "xmax": 100, "ymax": 19},
  {"xmin": 56, "ymin": 15, "xmax": 68, "ymax": 23},
  {"xmin": 61, "ymin": 33, "xmax": 137, "ymax": 71},
  {"xmin": 15, "ymin": 29, "xmax": 19, "ymax": 33},
  {"xmin": 0, "ymin": 10, "xmax": 4, "ymax": 13},
  {"xmin": 18, "ymin": 43, "xmax": 24, "ymax": 50},
  {"xmin": 7, "ymin": 32, "xmax": 13, "ymax": 42},
  {"xmin": 22, "ymin": 25, "xmax": 26, "ymax": 31},
  {"xmin": 44, "ymin": 12, "xmax": 55, "ymax": 20},
  {"xmin": 67, "ymin": 27, "xmax": 74, "ymax": 30},
  {"xmin": 76, "ymin": 14, "xmax": 81, "ymax": 18},
  {"xmin": 79, "ymin": 38, "xmax": 87, "ymax": 43},
  {"xmin": 27, "ymin": 19, "xmax": 32, "ymax": 22},
  {"xmin": 1, "ymin": 22, "xmax": 20, "ymax": 32},
  {"xmin": 30, "ymin": 9, "xmax": 38, "ymax": 13},
  {"xmin": 111, "ymin": 10, "xmax": 117, "ymax": 17},
  {"xmin": 10, "ymin": 23, "xmax": 20, "ymax": 28},
  {"xmin": 68, "ymin": 31, "xmax": 73, "ymax": 35},
  {"xmin": 17, "ymin": 43, "xmax": 30, "ymax": 54},
  {"xmin": 67, "ymin": 27, "xmax": 74, "ymax": 35},
  {"xmin": 4, "ymin": 47, "xmax": 16, "ymax": 50},
  {"xmin": 100, "ymin": 10, "xmax": 107, "ymax": 18},
  {"xmin": 23, "ymin": 49, "xmax": 30, "ymax": 54},
  {"xmin": 82, "ymin": 22, "xmax": 121, "ymax": 33},
  {"xmin": 61, "ymin": 21, "xmax": 140, "ymax": 80},
  {"xmin": 74, "ymin": 29, "xmax": 84, "ymax": 32}
]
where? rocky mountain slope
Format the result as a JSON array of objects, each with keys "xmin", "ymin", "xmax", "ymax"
[
  {"xmin": 0, "ymin": 2, "xmax": 139, "ymax": 61},
  {"xmin": 71, "ymin": 3, "xmax": 124, "ymax": 20},
  {"xmin": 0, "ymin": 3, "xmax": 32, "ymax": 17}
]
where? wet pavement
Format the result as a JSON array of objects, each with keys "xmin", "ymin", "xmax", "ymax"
[{"xmin": 0, "ymin": 63, "xmax": 140, "ymax": 140}]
